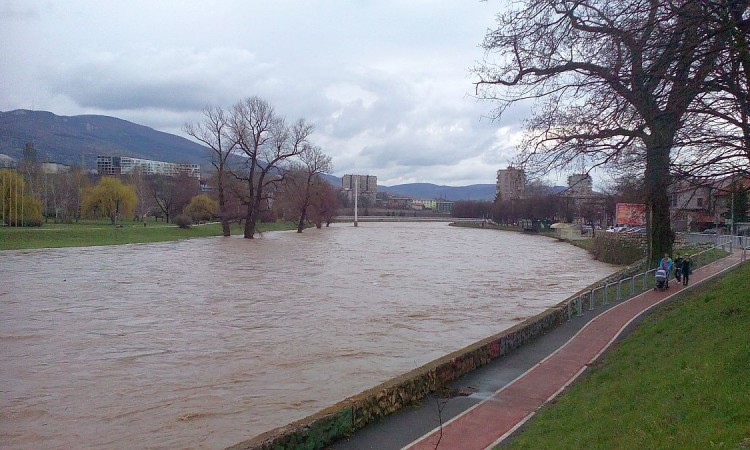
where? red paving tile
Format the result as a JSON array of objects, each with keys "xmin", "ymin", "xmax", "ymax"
[{"xmin": 404, "ymin": 253, "xmax": 745, "ymax": 450}]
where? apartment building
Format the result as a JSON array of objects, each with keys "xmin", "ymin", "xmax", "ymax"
[
  {"xmin": 97, "ymin": 155, "xmax": 200, "ymax": 179},
  {"xmin": 496, "ymin": 166, "xmax": 525, "ymax": 200},
  {"xmin": 342, "ymin": 174, "xmax": 377, "ymax": 204}
]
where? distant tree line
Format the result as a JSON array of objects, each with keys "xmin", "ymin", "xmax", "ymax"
[
  {"xmin": 452, "ymin": 175, "xmax": 644, "ymax": 232},
  {"xmin": 3, "ymin": 97, "xmax": 341, "ymax": 231}
]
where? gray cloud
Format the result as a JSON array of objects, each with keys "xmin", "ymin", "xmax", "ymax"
[{"xmin": 0, "ymin": 0, "xmax": 524, "ymax": 185}]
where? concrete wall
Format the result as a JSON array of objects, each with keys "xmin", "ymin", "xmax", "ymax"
[{"xmin": 226, "ymin": 305, "xmax": 570, "ymax": 450}]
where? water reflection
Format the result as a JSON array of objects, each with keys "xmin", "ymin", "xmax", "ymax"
[{"xmin": 0, "ymin": 222, "xmax": 618, "ymax": 449}]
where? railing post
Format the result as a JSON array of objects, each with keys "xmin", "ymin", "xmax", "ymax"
[
  {"xmin": 589, "ymin": 289, "xmax": 595, "ymax": 311},
  {"xmin": 604, "ymin": 284, "xmax": 609, "ymax": 305},
  {"xmin": 630, "ymin": 276, "xmax": 635, "ymax": 296},
  {"xmin": 576, "ymin": 295, "xmax": 583, "ymax": 316},
  {"xmin": 617, "ymin": 280, "xmax": 622, "ymax": 301}
]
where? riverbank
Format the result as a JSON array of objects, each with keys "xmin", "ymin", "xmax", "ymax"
[
  {"xmin": 0, "ymin": 220, "xmax": 299, "ymax": 250},
  {"xmin": 503, "ymin": 259, "xmax": 750, "ymax": 449}
]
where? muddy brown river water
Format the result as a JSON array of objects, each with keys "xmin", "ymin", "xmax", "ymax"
[{"xmin": 1, "ymin": 222, "xmax": 619, "ymax": 449}]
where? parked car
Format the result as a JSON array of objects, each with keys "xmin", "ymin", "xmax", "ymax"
[{"xmin": 701, "ymin": 228, "xmax": 720, "ymax": 234}]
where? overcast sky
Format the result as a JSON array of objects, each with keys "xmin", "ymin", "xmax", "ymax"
[{"xmin": 0, "ymin": 0, "xmax": 541, "ymax": 186}]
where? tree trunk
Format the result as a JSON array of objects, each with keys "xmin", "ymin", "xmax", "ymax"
[
  {"xmin": 297, "ymin": 208, "xmax": 306, "ymax": 233},
  {"xmin": 644, "ymin": 130, "xmax": 674, "ymax": 266},
  {"xmin": 243, "ymin": 176, "xmax": 257, "ymax": 239},
  {"xmin": 243, "ymin": 202, "xmax": 255, "ymax": 239},
  {"xmin": 216, "ymin": 176, "xmax": 230, "ymax": 237},
  {"xmin": 297, "ymin": 187, "xmax": 311, "ymax": 233}
]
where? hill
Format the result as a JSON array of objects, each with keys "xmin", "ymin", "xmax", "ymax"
[
  {"xmin": 378, "ymin": 183, "xmax": 497, "ymax": 201},
  {"xmin": 0, "ymin": 109, "xmax": 209, "ymax": 168},
  {"xmin": 1, "ymin": 110, "xmax": 499, "ymax": 199}
]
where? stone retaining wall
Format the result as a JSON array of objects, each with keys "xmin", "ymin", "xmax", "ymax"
[{"xmin": 227, "ymin": 304, "xmax": 570, "ymax": 450}]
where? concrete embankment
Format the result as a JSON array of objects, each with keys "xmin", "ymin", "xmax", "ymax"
[{"xmin": 226, "ymin": 299, "xmax": 575, "ymax": 450}]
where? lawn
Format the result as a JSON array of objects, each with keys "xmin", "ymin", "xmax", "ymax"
[
  {"xmin": 503, "ymin": 261, "xmax": 750, "ymax": 449},
  {"xmin": 0, "ymin": 220, "xmax": 299, "ymax": 250}
]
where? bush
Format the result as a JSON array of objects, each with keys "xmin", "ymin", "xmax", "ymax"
[
  {"xmin": 173, "ymin": 214, "xmax": 192, "ymax": 229},
  {"xmin": 592, "ymin": 233, "xmax": 647, "ymax": 265},
  {"xmin": 184, "ymin": 194, "xmax": 218, "ymax": 222}
]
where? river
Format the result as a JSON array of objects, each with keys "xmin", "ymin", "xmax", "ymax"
[{"xmin": 0, "ymin": 222, "xmax": 618, "ymax": 449}]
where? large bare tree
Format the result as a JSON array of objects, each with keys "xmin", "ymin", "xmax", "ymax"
[
  {"xmin": 230, "ymin": 96, "xmax": 313, "ymax": 238},
  {"xmin": 674, "ymin": 1, "xmax": 750, "ymax": 181},
  {"xmin": 475, "ymin": 0, "xmax": 742, "ymax": 264},
  {"xmin": 184, "ymin": 106, "xmax": 237, "ymax": 236}
]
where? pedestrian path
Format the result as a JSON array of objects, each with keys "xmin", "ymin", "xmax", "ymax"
[{"xmin": 401, "ymin": 252, "xmax": 745, "ymax": 450}]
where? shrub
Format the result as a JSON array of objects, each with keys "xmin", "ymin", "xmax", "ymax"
[
  {"xmin": 173, "ymin": 214, "xmax": 192, "ymax": 229},
  {"xmin": 592, "ymin": 233, "xmax": 647, "ymax": 265},
  {"xmin": 184, "ymin": 194, "xmax": 218, "ymax": 222}
]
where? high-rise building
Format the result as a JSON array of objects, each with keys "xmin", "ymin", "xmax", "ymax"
[
  {"xmin": 342, "ymin": 174, "xmax": 377, "ymax": 203},
  {"xmin": 566, "ymin": 173, "xmax": 593, "ymax": 196},
  {"xmin": 496, "ymin": 166, "xmax": 525, "ymax": 200}
]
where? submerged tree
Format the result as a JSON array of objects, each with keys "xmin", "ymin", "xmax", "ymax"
[
  {"xmin": 184, "ymin": 106, "xmax": 237, "ymax": 236},
  {"xmin": 291, "ymin": 145, "xmax": 332, "ymax": 233},
  {"xmin": 475, "ymin": 0, "xmax": 743, "ymax": 264},
  {"xmin": 230, "ymin": 96, "xmax": 313, "ymax": 239}
]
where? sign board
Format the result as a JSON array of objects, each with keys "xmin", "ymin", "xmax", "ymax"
[{"xmin": 616, "ymin": 203, "xmax": 646, "ymax": 226}]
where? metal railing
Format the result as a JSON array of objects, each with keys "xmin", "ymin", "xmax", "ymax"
[{"xmin": 564, "ymin": 243, "xmax": 734, "ymax": 320}]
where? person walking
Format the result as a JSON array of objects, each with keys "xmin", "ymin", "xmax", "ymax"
[
  {"xmin": 658, "ymin": 253, "xmax": 673, "ymax": 288},
  {"xmin": 681, "ymin": 257, "xmax": 692, "ymax": 286},
  {"xmin": 674, "ymin": 255, "xmax": 683, "ymax": 283}
]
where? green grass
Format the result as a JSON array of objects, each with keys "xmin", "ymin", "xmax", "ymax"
[
  {"xmin": 503, "ymin": 261, "xmax": 750, "ymax": 450},
  {"xmin": 0, "ymin": 220, "xmax": 300, "ymax": 250}
]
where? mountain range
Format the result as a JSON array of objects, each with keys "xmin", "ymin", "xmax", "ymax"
[{"xmin": 0, "ymin": 109, "xmax": 497, "ymax": 201}]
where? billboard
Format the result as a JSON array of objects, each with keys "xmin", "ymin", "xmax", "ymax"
[{"xmin": 616, "ymin": 203, "xmax": 646, "ymax": 226}]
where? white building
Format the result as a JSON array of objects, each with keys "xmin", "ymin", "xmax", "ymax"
[{"xmin": 97, "ymin": 155, "xmax": 200, "ymax": 179}]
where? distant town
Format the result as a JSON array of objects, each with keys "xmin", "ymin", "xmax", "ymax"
[{"xmin": 2, "ymin": 150, "xmax": 747, "ymax": 235}]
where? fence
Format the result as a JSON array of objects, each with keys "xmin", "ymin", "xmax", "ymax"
[
  {"xmin": 682, "ymin": 232, "xmax": 750, "ymax": 250},
  {"xmin": 563, "ymin": 242, "xmax": 734, "ymax": 320}
]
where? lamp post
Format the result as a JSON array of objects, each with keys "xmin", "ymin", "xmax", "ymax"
[
  {"xmin": 731, "ymin": 184, "xmax": 735, "ymax": 236},
  {"xmin": 353, "ymin": 175, "xmax": 359, "ymax": 227}
]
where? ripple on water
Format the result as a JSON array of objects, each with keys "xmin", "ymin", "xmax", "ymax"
[{"xmin": 0, "ymin": 222, "xmax": 618, "ymax": 449}]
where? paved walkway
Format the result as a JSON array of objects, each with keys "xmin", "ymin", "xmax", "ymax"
[{"xmin": 331, "ymin": 251, "xmax": 746, "ymax": 450}]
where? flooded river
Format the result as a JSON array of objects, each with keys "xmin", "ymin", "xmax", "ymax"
[{"xmin": 1, "ymin": 222, "xmax": 618, "ymax": 449}]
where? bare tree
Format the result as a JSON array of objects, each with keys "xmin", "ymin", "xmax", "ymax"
[
  {"xmin": 309, "ymin": 181, "xmax": 341, "ymax": 227},
  {"xmin": 184, "ymin": 106, "xmax": 237, "ymax": 236},
  {"xmin": 673, "ymin": 1, "xmax": 750, "ymax": 181},
  {"xmin": 230, "ymin": 96, "xmax": 313, "ymax": 238},
  {"xmin": 292, "ymin": 145, "xmax": 332, "ymax": 233},
  {"xmin": 126, "ymin": 167, "xmax": 151, "ymax": 222},
  {"xmin": 148, "ymin": 173, "xmax": 200, "ymax": 223},
  {"xmin": 475, "ymin": 0, "xmax": 740, "ymax": 264}
]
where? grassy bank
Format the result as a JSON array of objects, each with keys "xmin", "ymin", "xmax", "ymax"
[
  {"xmin": 0, "ymin": 220, "xmax": 299, "ymax": 250},
  {"xmin": 503, "ymin": 260, "xmax": 750, "ymax": 449}
]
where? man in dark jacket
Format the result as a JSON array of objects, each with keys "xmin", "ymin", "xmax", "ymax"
[
  {"xmin": 674, "ymin": 255, "xmax": 683, "ymax": 283},
  {"xmin": 681, "ymin": 257, "xmax": 692, "ymax": 286}
]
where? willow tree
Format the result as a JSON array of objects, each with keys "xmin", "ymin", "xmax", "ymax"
[
  {"xmin": 82, "ymin": 177, "xmax": 137, "ymax": 225},
  {"xmin": 475, "ymin": 0, "xmax": 740, "ymax": 264}
]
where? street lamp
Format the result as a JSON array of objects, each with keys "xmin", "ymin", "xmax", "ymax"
[{"xmin": 353, "ymin": 175, "xmax": 358, "ymax": 227}]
